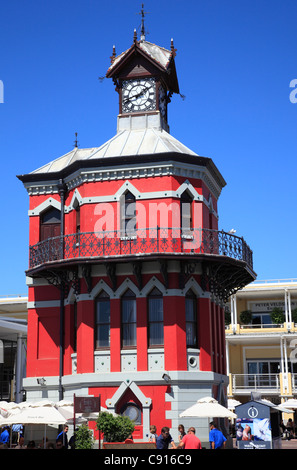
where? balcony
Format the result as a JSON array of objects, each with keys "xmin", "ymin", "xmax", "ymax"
[
  {"xmin": 27, "ymin": 227, "xmax": 255, "ymax": 298},
  {"xmin": 231, "ymin": 373, "xmax": 281, "ymax": 395},
  {"xmin": 29, "ymin": 227, "xmax": 253, "ymax": 269}
]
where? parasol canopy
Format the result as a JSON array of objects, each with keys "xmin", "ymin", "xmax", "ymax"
[{"xmin": 180, "ymin": 396, "xmax": 237, "ymax": 419}]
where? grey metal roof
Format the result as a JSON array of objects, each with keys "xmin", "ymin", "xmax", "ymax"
[{"xmin": 30, "ymin": 126, "xmax": 198, "ymax": 175}]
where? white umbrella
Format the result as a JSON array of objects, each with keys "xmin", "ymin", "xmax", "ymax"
[
  {"xmin": 228, "ymin": 399, "xmax": 241, "ymax": 410},
  {"xmin": 55, "ymin": 400, "xmax": 86, "ymax": 425},
  {"xmin": 260, "ymin": 399, "xmax": 293, "ymax": 414},
  {"xmin": 180, "ymin": 396, "xmax": 237, "ymax": 419},
  {"xmin": 283, "ymin": 399, "xmax": 297, "ymax": 409},
  {"xmin": 3, "ymin": 403, "xmax": 67, "ymax": 448},
  {"xmin": 4, "ymin": 405, "xmax": 67, "ymax": 425}
]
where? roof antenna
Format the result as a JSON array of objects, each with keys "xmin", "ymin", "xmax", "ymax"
[
  {"xmin": 74, "ymin": 132, "xmax": 79, "ymax": 148},
  {"xmin": 138, "ymin": 3, "xmax": 149, "ymax": 41}
]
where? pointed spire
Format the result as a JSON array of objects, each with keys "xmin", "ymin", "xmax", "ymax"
[
  {"xmin": 110, "ymin": 45, "xmax": 116, "ymax": 64},
  {"xmin": 171, "ymin": 38, "xmax": 177, "ymax": 58},
  {"xmin": 133, "ymin": 28, "xmax": 138, "ymax": 43},
  {"xmin": 137, "ymin": 3, "xmax": 148, "ymax": 42},
  {"xmin": 74, "ymin": 132, "xmax": 79, "ymax": 148}
]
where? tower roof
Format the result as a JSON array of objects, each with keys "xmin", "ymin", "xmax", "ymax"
[
  {"xmin": 25, "ymin": 126, "xmax": 198, "ymax": 175},
  {"xmin": 106, "ymin": 38, "xmax": 179, "ymax": 94}
]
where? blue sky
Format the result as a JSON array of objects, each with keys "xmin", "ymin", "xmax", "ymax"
[{"xmin": 0, "ymin": 0, "xmax": 296, "ymax": 295}]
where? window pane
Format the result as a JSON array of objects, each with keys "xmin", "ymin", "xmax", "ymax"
[
  {"xmin": 185, "ymin": 295, "xmax": 197, "ymax": 347},
  {"xmin": 186, "ymin": 324, "xmax": 196, "ymax": 347},
  {"xmin": 185, "ymin": 298, "xmax": 195, "ymax": 321},
  {"xmin": 95, "ymin": 295, "xmax": 110, "ymax": 348},
  {"xmin": 148, "ymin": 298, "xmax": 163, "ymax": 321},
  {"xmin": 122, "ymin": 298, "xmax": 136, "ymax": 347},
  {"xmin": 97, "ymin": 325, "xmax": 110, "ymax": 347},
  {"xmin": 96, "ymin": 301, "xmax": 110, "ymax": 324},
  {"xmin": 122, "ymin": 300, "xmax": 136, "ymax": 323},
  {"xmin": 148, "ymin": 293, "xmax": 163, "ymax": 346}
]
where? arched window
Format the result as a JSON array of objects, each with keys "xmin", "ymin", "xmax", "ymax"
[
  {"xmin": 121, "ymin": 191, "xmax": 136, "ymax": 236},
  {"xmin": 121, "ymin": 289, "xmax": 136, "ymax": 347},
  {"xmin": 185, "ymin": 289, "xmax": 198, "ymax": 348},
  {"xmin": 148, "ymin": 287, "xmax": 163, "ymax": 346},
  {"xmin": 40, "ymin": 207, "xmax": 61, "ymax": 241},
  {"xmin": 95, "ymin": 291, "xmax": 110, "ymax": 349},
  {"xmin": 180, "ymin": 191, "xmax": 193, "ymax": 235}
]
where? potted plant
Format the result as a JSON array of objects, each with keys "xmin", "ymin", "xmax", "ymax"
[
  {"xmin": 224, "ymin": 309, "xmax": 231, "ymax": 326},
  {"xmin": 239, "ymin": 310, "xmax": 252, "ymax": 325},
  {"xmin": 96, "ymin": 411, "xmax": 135, "ymax": 443},
  {"xmin": 72, "ymin": 424, "xmax": 94, "ymax": 449},
  {"xmin": 270, "ymin": 307, "xmax": 285, "ymax": 324},
  {"xmin": 292, "ymin": 307, "xmax": 297, "ymax": 324}
]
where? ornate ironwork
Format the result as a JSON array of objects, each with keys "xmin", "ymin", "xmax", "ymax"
[{"xmin": 29, "ymin": 227, "xmax": 254, "ymax": 273}]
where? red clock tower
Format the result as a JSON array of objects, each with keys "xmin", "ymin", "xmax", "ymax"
[{"xmin": 18, "ymin": 24, "xmax": 255, "ymax": 443}]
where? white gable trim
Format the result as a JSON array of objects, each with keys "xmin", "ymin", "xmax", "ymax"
[{"xmin": 28, "ymin": 197, "xmax": 61, "ymax": 216}]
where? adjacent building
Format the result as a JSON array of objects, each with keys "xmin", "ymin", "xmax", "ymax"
[
  {"xmin": 0, "ymin": 295, "xmax": 27, "ymax": 403},
  {"xmin": 226, "ymin": 279, "xmax": 297, "ymax": 413}
]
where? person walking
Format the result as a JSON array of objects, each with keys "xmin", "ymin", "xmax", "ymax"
[
  {"xmin": 56, "ymin": 424, "xmax": 69, "ymax": 449},
  {"xmin": 209, "ymin": 422, "xmax": 227, "ymax": 449},
  {"xmin": 0, "ymin": 426, "xmax": 10, "ymax": 446},
  {"xmin": 177, "ymin": 427, "xmax": 202, "ymax": 449}
]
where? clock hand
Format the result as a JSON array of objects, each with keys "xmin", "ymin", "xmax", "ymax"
[{"xmin": 123, "ymin": 89, "xmax": 147, "ymax": 104}]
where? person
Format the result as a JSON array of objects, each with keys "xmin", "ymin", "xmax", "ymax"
[
  {"xmin": 69, "ymin": 432, "xmax": 76, "ymax": 449},
  {"xmin": 27, "ymin": 440, "xmax": 36, "ymax": 449},
  {"xmin": 286, "ymin": 419, "xmax": 294, "ymax": 440},
  {"xmin": 209, "ymin": 422, "xmax": 227, "ymax": 449},
  {"xmin": 0, "ymin": 427, "xmax": 10, "ymax": 446},
  {"xmin": 156, "ymin": 427, "xmax": 177, "ymax": 449},
  {"xmin": 15, "ymin": 436, "xmax": 26, "ymax": 449},
  {"xmin": 149, "ymin": 425, "xmax": 158, "ymax": 443},
  {"xmin": 178, "ymin": 424, "xmax": 186, "ymax": 442},
  {"xmin": 56, "ymin": 441, "xmax": 64, "ymax": 449},
  {"xmin": 124, "ymin": 434, "xmax": 134, "ymax": 444},
  {"xmin": 56, "ymin": 424, "xmax": 69, "ymax": 448},
  {"xmin": 12, "ymin": 424, "xmax": 23, "ymax": 445},
  {"xmin": 177, "ymin": 427, "xmax": 202, "ymax": 449}
]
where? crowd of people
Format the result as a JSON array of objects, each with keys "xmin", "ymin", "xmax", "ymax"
[
  {"xmin": 149, "ymin": 422, "xmax": 227, "ymax": 449},
  {"xmin": 0, "ymin": 420, "xmax": 227, "ymax": 449},
  {"xmin": 0, "ymin": 424, "xmax": 72, "ymax": 449}
]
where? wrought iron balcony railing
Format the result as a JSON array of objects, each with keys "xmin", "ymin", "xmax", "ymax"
[{"xmin": 28, "ymin": 227, "xmax": 253, "ymax": 270}]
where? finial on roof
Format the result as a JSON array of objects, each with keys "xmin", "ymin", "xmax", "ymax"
[
  {"xmin": 171, "ymin": 38, "xmax": 177, "ymax": 57},
  {"xmin": 74, "ymin": 132, "xmax": 79, "ymax": 148},
  {"xmin": 133, "ymin": 28, "xmax": 137, "ymax": 43},
  {"xmin": 110, "ymin": 45, "xmax": 116, "ymax": 64}
]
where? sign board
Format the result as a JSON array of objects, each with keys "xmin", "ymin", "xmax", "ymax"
[
  {"xmin": 235, "ymin": 400, "xmax": 280, "ymax": 449},
  {"xmin": 74, "ymin": 396, "xmax": 100, "ymax": 413}
]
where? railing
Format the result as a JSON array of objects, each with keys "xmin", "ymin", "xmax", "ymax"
[
  {"xmin": 29, "ymin": 227, "xmax": 253, "ymax": 270},
  {"xmin": 291, "ymin": 374, "xmax": 297, "ymax": 392},
  {"xmin": 240, "ymin": 323, "xmax": 284, "ymax": 329},
  {"xmin": 231, "ymin": 374, "xmax": 280, "ymax": 393}
]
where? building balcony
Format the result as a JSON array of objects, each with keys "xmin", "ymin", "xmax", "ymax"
[
  {"xmin": 230, "ymin": 373, "xmax": 281, "ymax": 395},
  {"xmin": 27, "ymin": 227, "xmax": 255, "ymax": 299},
  {"xmin": 29, "ymin": 227, "xmax": 253, "ymax": 269}
]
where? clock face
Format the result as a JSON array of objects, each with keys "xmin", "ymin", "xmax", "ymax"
[{"xmin": 122, "ymin": 78, "xmax": 156, "ymax": 113}]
